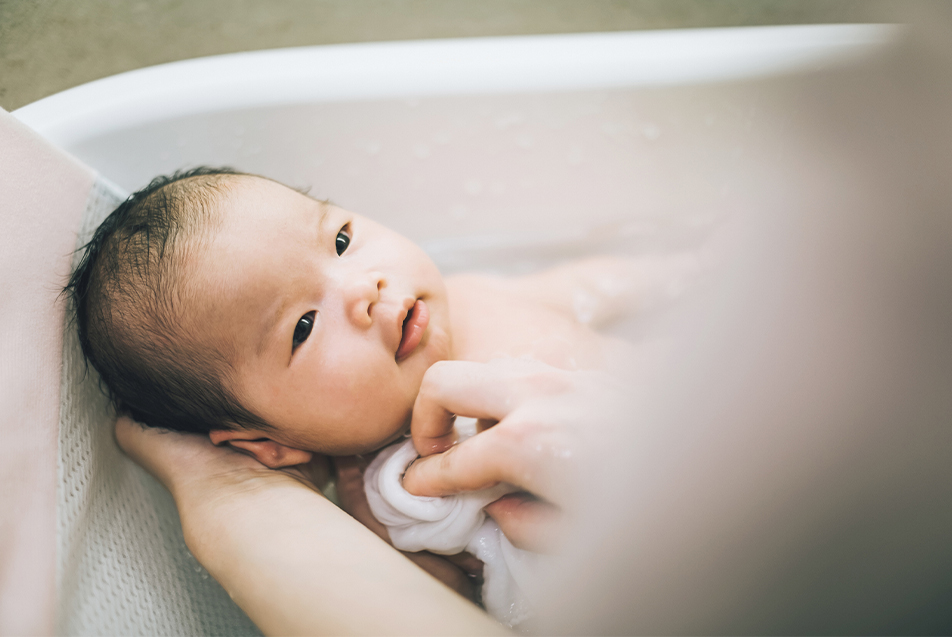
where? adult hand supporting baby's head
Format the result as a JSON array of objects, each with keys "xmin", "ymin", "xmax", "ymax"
[
  {"xmin": 114, "ymin": 416, "xmax": 329, "ymax": 510},
  {"xmin": 403, "ymin": 359, "xmax": 627, "ymax": 551}
]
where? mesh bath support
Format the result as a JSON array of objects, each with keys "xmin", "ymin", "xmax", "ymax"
[{"xmin": 0, "ymin": 108, "xmax": 259, "ymax": 636}]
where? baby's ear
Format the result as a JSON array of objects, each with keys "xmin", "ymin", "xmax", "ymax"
[{"xmin": 209, "ymin": 429, "xmax": 313, "ymax": 469}]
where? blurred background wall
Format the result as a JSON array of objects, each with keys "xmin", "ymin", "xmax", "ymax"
[{"xmin": 1, "ymin": 0, "xmax": 893, "ymax": 111}]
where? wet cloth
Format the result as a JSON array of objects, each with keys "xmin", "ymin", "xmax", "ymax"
[{"xmin": 363, "ymin": 418, "xmax": 539, "ymax": 628}]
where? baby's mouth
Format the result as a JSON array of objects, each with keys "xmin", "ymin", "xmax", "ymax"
[{"xmin": 396, "ymin": 299, "xmax": 429, "ymax": 361}]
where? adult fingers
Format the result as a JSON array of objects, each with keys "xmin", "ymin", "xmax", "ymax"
[
  {"xmin": 114, "ymin": 416, "xmax": 205, "ymax": 488},
  {"xmin": 404, "ymin": 418, "xmax": 576, "ymax": 506},
  {"xmin": 403, "ymin": 426, "xmax": 514, "ymax": 497},
  {"xmin": 485, "ymin": 493, "xmax": 562, "ymax": 553},
  {"xmin": 411, "ymin": 359, "xmax": 572, "ymax": 456}
]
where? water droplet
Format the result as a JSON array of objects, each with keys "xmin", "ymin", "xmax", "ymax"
[
  {"xmin": 450, "ymin": 205, "xmax": 468, "ymax": 220},
  {"xmin": 494, "ymin": 112, "xmax": 524, "ymax": 130},
  {"xmin": 704, "ymin": 113, "xmax": 715, "ymax": 126},
  {"xmin": 566, "ymin": 149, "xmax": 584, "ymax": 165},
  {"xmin": 572, "ymin": 288, "xmax": 599, "ymax": 324},
  {"xmin": 412, "ymin": 143, "xmax": 431, "ymax": 159},
  {"xmin": 600, "ymin": 122, "xmax": 630, "ymax": 139},
  {"xmin": 404, "ymin": 98, "xmax": 421, "ymax": 108},
  {"xmin": 463, "ymin": 179, "xmax": 483, "ymax": 196},
  {"xmin": 366, "ymin": 141, "xmax": 381, "ymax": 155},
  {"xmin": 489, "ymin": 181, "xmax": 507, "ymax": 195},
  {"xmin": 432, "ymin": 132, "xmax": 451, "ymax": 145},
  {"xmin": 514, "ymin": 134, "xmax": 533, "ymax": 149},
  {"xmin": 642, "ymin": 124, "xmax": 662, "ymax": 141}
]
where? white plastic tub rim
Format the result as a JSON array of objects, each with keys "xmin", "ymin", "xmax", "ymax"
[{"xmin": 15, "ymin": 24, "xmax": 901, "ymax": 149}]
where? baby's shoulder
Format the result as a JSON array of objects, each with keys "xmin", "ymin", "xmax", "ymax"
[
  {"xmin": 445, "ymin": 271, "xmax": 613, "ymax": 370},
  {"xmin": 445, "ymin": 272, "xmax": 517, "ymax": 304}
]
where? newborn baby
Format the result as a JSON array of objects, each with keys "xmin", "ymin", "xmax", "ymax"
[{"xmin": 68, "ymin": 167, "xmax": 688, "ymax": 623}]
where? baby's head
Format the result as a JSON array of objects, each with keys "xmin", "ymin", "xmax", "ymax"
[{"xmin": 68, "ymin": 169, "xmax": 451, "ymax": 462}]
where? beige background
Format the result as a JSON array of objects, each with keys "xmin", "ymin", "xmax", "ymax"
[{"xmin": 1, "ymin": 0, "xmax": 891, "ymax": 112}]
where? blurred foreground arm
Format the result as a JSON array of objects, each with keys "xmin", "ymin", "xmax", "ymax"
[{"xmin": 115, "ymin": 417, "xmax": 506, "ymax": 637}]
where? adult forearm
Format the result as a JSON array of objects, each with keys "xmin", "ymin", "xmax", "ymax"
[{"xmin": 178, "ymin": 478, "xmax": 505, "ymax": 637}]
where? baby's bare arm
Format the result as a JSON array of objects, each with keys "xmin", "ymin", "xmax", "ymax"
[{"xmin": 501, "ymin": 254, "xmax": 702, "ymax": 329}]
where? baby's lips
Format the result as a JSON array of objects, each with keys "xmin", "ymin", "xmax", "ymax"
[{"xmin": 396, "ymin": 299, "xmax": 429, "ymax": 360}]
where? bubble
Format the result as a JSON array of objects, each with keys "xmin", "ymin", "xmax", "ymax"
[
  {"xmin": 494, "ymin": 112, "xmax": 524, "ymax": 129},
  {"xmin": 412, "ymin": 143, "xmax": 431, "ymax": 159},
  {"xmin": 572, "ymin": 288, "xmax": 599, "ymax": 324},
  {"xmin": 463, "ymin": 179, "xmax": 484, "ymax": 196},
  {"xmin": 642, "ymin": 123, "xmax": 662, "ymax": 141},
  {"xmin": 600, "ymin": 121, "xmax": 630, "ymax": 139}
]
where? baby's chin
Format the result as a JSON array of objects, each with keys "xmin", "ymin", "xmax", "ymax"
[
  {"xmin": 324, "ymin": 418, "xmax": 411, "ymax": 457},
  {"xmin": 365, "ymin": 421, "xmax": 412, "ymax": 454}
]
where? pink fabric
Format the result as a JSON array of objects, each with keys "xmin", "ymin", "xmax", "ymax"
[{"xmin": 0, "ymin": 109, "xmax": 93, "ymax": 636}]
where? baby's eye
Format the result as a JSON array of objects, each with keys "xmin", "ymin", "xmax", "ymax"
[
  {"xmin": 292, "ymin": 311, "xmax": 315, "ymax": 351},
  {"xmin": 336, "ymin": 225, "xmax": 351, "ymax": 256}
]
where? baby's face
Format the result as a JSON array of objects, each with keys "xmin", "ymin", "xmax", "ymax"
[{"xmin": 187, "ymin": 176, "xmax": 452, "ymax": 454}]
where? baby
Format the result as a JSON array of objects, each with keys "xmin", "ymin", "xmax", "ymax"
[
  {"xmin": 68, "ymin": 167, "xmax": 650, "ymax": 463},
  {"xmin": 68, "ymin": 167, "xmax": 682, "ymax": 621}
]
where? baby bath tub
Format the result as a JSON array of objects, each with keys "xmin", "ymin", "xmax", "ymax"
[{"xmin": 12, "ymin": 24, "xmax": 900, "ymax": 635}]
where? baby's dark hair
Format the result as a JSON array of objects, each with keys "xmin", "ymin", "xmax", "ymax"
[{"xmin": 65, "ymin": 167, "xmax": 271, "ymax": 434}]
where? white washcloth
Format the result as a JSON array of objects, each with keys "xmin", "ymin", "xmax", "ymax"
[{"xmin": 364, "ymin": 419, "xmax": 539, "ymax": 627}]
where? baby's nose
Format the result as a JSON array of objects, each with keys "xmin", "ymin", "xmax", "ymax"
[{"xmin": 345, "ymin": 272, "xmax": 385, "ymax": 327}]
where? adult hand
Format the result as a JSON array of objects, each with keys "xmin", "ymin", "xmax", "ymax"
[
  {"xmin": 402, "ymin": 359, "xmax": 628, "ymax": 552},
  {"xmin": 115, "ymin": 417, "xmax": 503, "ymax": 636},
  {"xmin": 118, "ymin": 418, "xmax": 484, "ymax": 602},
  {"xmin": 115, "ymin": 415, "xmax": 329, "ymax": 508}
]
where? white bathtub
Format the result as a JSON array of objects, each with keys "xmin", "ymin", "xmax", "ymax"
[
  {"xmin": 15, "ymin": 25, "xmax": 898, "ymax": 278},
  {"xmin": 13, "ymin": 24, "xmax": 907, "ymax": 635}
]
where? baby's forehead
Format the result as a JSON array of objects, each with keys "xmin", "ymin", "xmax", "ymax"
[{"xmin": 207, "ymin": 174, "xmax": 313, "ymax": 217}]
